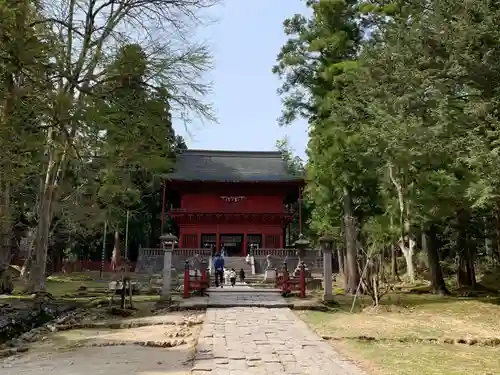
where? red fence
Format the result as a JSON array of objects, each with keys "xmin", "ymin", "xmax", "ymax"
[
  {"xmin": 11, "ymin": 259, "xmax": 137, "ymax": 273},
  {"xmin": 61, "ymin": 260, "xmax": 137, "ymax": 273}
]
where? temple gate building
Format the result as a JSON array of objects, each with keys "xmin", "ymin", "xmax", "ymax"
[{"xmin": 163, "ymin": 150, "xmax": 304, "ymax": 256}]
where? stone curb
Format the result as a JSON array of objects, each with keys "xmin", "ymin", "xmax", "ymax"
[{"xmin": 171, "ymin": 303, "xmax": 329, "ymax": 311}]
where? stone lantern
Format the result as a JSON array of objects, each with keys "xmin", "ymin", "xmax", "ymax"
[
  {"xmin": 293, "ymin": 234, "xmax": 311, "ymax": 278},
  {"xmin": 319, "ymin": 235, "xmax": 335, "ymax": 302},
  {"xmin": 159, "ymin": 233, "xmax": 177, "ymax": 300}
]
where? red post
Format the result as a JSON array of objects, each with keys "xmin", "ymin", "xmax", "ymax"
[
  {"xmin": 242, "ymin": 233, "xmax": 247, "ymax": 257},
  {"xmin": 183, "ymin": 261, "xmax": 190, "ymax": 299},
  {"xmin": 161, "ymin": 180, "xmax": 166, "ymax": 233},
  {"xmin": 298, "ymin": 185, "xmax": 303, "ymax": 235},
  {"xmin": 201, "ymin": 267, "xmax": 207, "ymax": 283},
  {"xmin": 282, "ymin": 261, "xmax": 289, "ymax": 293},
  {"xmin": 201, "ymin": 264, "xmax": 207, "ymax": 296},
  {"xmin": 299, "ymin": 261, "xmax": 306, "ymax": 298}
]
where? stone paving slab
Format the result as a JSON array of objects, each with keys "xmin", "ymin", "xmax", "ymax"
[
  {"xmin": 208, "ymin": 287, "xmax": 282, "ymax": 293},
  {"xmin": 192, "ymin": 307, "xmax": 367, "ymax": 375},
  {"xmin": 207, "ymin": 290, "xmax": 290, "ymax": 308}
]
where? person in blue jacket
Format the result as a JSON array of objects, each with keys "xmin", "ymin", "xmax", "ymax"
[{"xmin": 213, "ymin": 253, "xmax": 225, "ymax": 288}]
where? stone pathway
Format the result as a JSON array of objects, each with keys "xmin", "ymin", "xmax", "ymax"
[{"xmin": 192, "ymin": 289, "xmax": 366, "ymax": 375}]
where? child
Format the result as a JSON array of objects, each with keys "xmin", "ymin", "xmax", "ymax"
[
  {"xmin": 229, "ymin": 268, "xmax": 237, "ymax": 287},
  {"xmin": 239, "ymin": 268, "xmax": 245, "ymax": 283}
]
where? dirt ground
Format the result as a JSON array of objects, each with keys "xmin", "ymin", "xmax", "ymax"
[{"xmin": 1, "ymin": 311, "xmax": 204, "ymax": 375}]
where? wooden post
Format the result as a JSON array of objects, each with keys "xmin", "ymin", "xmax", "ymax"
[
  {"xmin": 120, "ymin": 267, "xmax": 126, "ymax": 309},
  {"xmin": 201, "ymin": 261, "xmax": 207, "ymax": 296},
  {"xmin": 183, "ymin": 260, "xmax": 190, "ymax": 299},
  {"xmin": 242, "ymin": 233, "xmax": 247, "ymax": 257},
  {"xmin": 125, "ymin": 210, "xmax": 130, "ymax": 260},
  {"xmin": 299, "ymin": 261, "xmax": 306, "ymax": 298},
  {"xmin": 161, "ymin": 180, "xmax": 166, "ymax": 233},
  {"xmin": 298, "ymin": 186, "xmax": 303, "ymax": 235},
  {"xmin": 100, "ymin": 221, "xmax": 107, "ymax": 279},
  {"xmin": 216, "ymin": 224, "xmax": 220, "ymax": 253},
  {"xmin": 128, "ymin": 277, "xmax": 133, "ymax": 308}
]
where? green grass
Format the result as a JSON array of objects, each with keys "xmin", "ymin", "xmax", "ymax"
[
  {"xmin": 299, "ymin": 291, "xmax": 500, "ymax": 375},
  {"xmin": 342, "ymin": 341, "xmax": 500, "ymax": 375},
  {"xmin": 1, "ymin": 272, "xmax": 160, "ymax": 305}
]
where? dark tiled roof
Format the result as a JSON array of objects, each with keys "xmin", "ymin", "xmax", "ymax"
[{"xmin": 166, "ymin": 150, "xmax": 303, "ymax": 182}]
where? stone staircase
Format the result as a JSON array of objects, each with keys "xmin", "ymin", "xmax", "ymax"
[
  {"xmin": 207, "ymin": 257, "xmax": 254, "ymax": 287},
  {"xmin": 223, "ymin": 256, "xmax": 253, "ymax": 275}
]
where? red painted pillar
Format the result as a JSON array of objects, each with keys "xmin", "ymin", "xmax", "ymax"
[
  {"xmin": 216, "ymin": 224, "xmax": 220, "ymax": 253},
  {"xmin": 179, "ymin": 229, "xmax": 183, "ymax": 248},
  {"xmin": 242, "ymin": 233, "xmax": 247, "ymax": 256},
  {"xmin": 279, "ymin": 232, "xmax": 284, "ymax": 248},
  {"xmin": 282, "ymin": 261, "xmax": 289, "ymax": 293},
  {"xmin": 183, "ymin": 261, "xmax": 190, "ymax": 298},
  {"xmin": 201, "ymin": 265, "xmax": 207, "ymax": 296}
]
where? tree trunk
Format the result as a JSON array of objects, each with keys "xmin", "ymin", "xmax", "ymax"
[
  {"xmin": 456, "ymin": 210, "xmax": 476, "ymax": 288},
  {"xmin": 343, "ymin": 186, "xmax": 359, "ymax": 294},
  {"xmin": 27, "ymin": 184, "xmax": 54, "ymax": 293},
  {"xmin": 0, "ymin": 73, "xmax": 15, "ymax": 276},
  {"xmin": 494, "ymin": 205, "xmax": 500, "ymax": 264},
  {"xmin": 388, "ymin": 214, "xmax": 400, "ymax": 281},
  {"xmin": 389, "ymin": 164, "xmax": 415, "ymax": 283},
  {"xmin": 398, "ymin": 238, "xmax": 415, "ymax": 283},
  {"xmin": 338, "ymin": 246, "xmax": 345, "ymax": 275},
  {"xmin": 111, "ymin": 230, "xmax": 121, "ymax": 271},
  {"xmin": 457, "ymin": 251, "xmax": 476, "ymax": 288},
  {"xmin": 391, "ymin": 244, "xmax": 400, "ymax": 281},
  {"xmin": 20, "ymin": 230, "xmax": 36, "ymax": 280},
  {"xmin": 0, "ymin": 172, "xmax": 13, "ymax": 274},
  {"xmin": 422, "ymin": 225, "xmax": 449, "ymax": 295},
  {"xmin": 484, "ymin": 216, "xmax": 495, "ymax": 266},
  {"xmin": 341, "ymin": 246, "xmax": 349, "ymax": 288}
]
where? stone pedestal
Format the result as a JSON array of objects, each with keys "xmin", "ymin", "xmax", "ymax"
[
  {"xmin": 161, "ymin": 248, "xmax": 173, "ymax": 299},
  {"xmin": 158, "ymin": 233, "xmax": 178, "ymax": 302},
  {"xmin": 320, "ymin": 235, "xmax": 335, "ymax": 302},
  {"xmin": 264, "ymin": 268, "xmax": 276, "ymax": 282}
]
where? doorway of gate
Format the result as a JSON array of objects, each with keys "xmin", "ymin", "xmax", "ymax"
[{"xmin": 220, "ymin": 234, "xmax": 243, "ymax": 256}]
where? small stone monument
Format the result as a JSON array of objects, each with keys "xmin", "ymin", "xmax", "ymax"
[
  {"xmin": 158, "ymin": 233, "xmax": 177, "ymax": 304},
  {"xmin": 320, "ymin": 235, "xmax": 335, "ymax": 302},
  {"xmin": 264, "ymin": 254, "xmax": 276, "ymax": 282}
]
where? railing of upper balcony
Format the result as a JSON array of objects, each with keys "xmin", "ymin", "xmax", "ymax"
[
  {"xmin": 140, "ymin": 248, "xmax": 213, "ymax": 257},
  {"xmin": 169, "ymin": 207, "xmax": 294, "ymax": 214}
]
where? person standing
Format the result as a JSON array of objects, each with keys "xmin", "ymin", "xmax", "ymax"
[
  {"xmin": 239, "ymin": 268, "xmax": 245, "ymax": 283},
  {"xmin": 229, "ymin": 268, "xmax": 237, "ymax": 287},
  {"xmin": 213, "ymin": 253, "xmax": 225, "ymax": 288}
]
